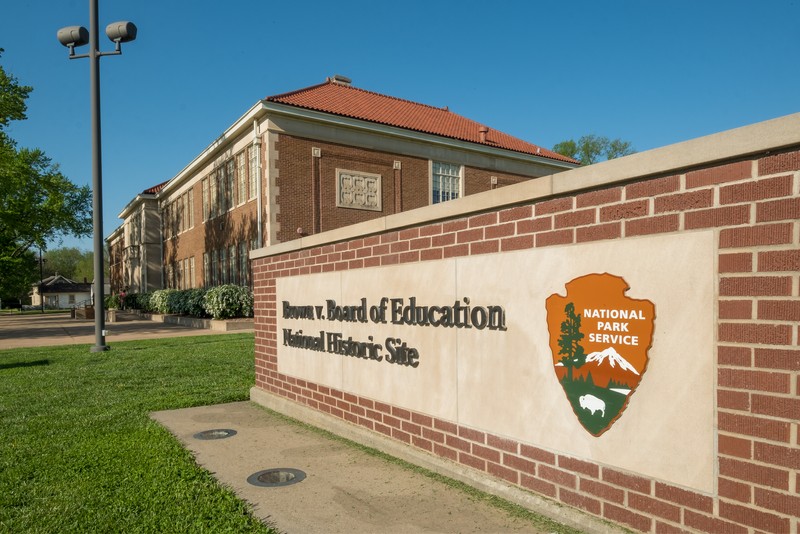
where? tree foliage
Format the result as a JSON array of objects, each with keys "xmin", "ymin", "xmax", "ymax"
[
  {"xmin": 553, "ymin": 134, "xmax": 635, "ymax": 165},
  {"xmin": 0, "ymin": 49, "xmax": 92, "ymax": 299},
  {"xmin": 557, "ymin": 302, "xmax": 586, "ymax": 381},
  {"xmin": 44, "ymin": 247, "xmax": 94, "ymax": 281}
]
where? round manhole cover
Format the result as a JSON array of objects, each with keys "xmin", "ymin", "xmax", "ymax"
[
  {"xmin": 193, "ymin": 428, "xmax": 237, "ymax": 440},
  {"xmin": 247, "ymin": 468, "xmax": 306, "ymax": 487}
]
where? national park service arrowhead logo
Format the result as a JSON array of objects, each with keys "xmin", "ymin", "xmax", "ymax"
[{"xmin": 545, "ymin": 273, "xmax": 655, "ymax": 436}]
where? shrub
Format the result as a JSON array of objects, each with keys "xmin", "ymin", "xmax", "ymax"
[
  {"xmin": 149, "ymin": 289, "xmax": 176, "ymax": 314},
  {"xmin": 105, "ymin": 293, "xmax": 121, "ymax": 309},
  {"xmin": 203, "ymin": 285, "xmax": 253, "ymax": 320}
]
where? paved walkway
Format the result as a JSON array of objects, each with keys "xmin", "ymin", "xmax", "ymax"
[{"xmin": 0, "ymin": 312, "xmax": 244, "ymax": 350}]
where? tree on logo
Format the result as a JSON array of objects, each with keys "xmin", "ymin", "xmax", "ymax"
[{"xmin": 558, "ymin": 302, "xmax": 586, "ymax": 381}]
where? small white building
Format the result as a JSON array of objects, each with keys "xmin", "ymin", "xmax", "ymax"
[{"xmin": 30, "ymin": 275, "xmax": 92, "ymax": 309}]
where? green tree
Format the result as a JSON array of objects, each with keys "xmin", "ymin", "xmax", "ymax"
[
  {"xmin": 44, "ymin": 247, "xmax": 94, "ymax": 281},
  {"xmin": 557, "ymin": 302, "xmax": 586, "ymax": 381},
  {"xmin": 0, "ymin": 50, "xmax": 92, "ymax": 298},
  {"xmin": 553, "ymin": 134, "xmax": 635, "ymax": 165}
]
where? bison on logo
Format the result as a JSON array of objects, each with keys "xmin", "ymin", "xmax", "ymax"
[{"xmin": 545, "ymin": 273, "xmax": 655, "ymax": 436}]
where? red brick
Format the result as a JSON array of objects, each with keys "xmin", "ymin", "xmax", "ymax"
[
  {"xmin": 685, "ymin": 204, "xmax": 750, "ymax": 229},
  {"xmin": 720, "ymin": 175, "xmax": 793, "ymax": 205},
  {"xmin": 501, "ymin": 234, "xmax": 534, "ymax": 251},
  {"xmin": 718, "ymin": 345, "xmax": 752, "ymax": 366},
  {"xmin": 755, "ymin": 486, "xmax": 800, "ymax": 516},
  {"xmin": 576, "ymin": 187, "xmax": 622, "ymax": 207},
  {"xmin": 557, "ymin": 456, "xmax": 599, "ymax": 478},
  {"xmin": 756, "ymin": 197, "xmax": 800, "ymax": 222},
  {"xmin": 628, "ymin": 492, "xmax": 681, "ymax": 522},
  {"xmin": 471, "ymin": 443, "xmax": 500, "ymax": 463},
  {"xmin": 421, "ymin": 427, "xmax": 445, "ymax": 443},
  {"xmin": 433, "ymin": 443, "xmax": 457, "ymax": 462},
  {"xmin": 602, "ymin": 468, "xmax": 652, "ymax": 493},
  {"xmin": 576, "ymin": 222, "xmax": 621, "ymax": 243},
  {"xmin": 758, "ymin": 300, "xmax": 800, "ymax": 322},
  {"xmin": 655, "ymin": 189, "xmax": 714, "ymax": 213},
  {"xmin": 653, "ymin": 521, "xmax": 688, "ymax": 534},
  {"xmin": 718, "ymin": 412, "xmax": 790, "ymax": 442},
  {"xmin": 411, "ymin": 412, "xmax": 432, "ymax": 427},
  {"xmin": 718, "ymin": 389, "xmax": 750, "ymax": 411},
  {"xmin": 625, "ymin": 214, "xmax": 679, "ymax": 236},
  {"xmin": 520, "ymin": 474, "xmax": 556, "ymax": 497},
  {"xmin": 431, "ymin": 232, "xmax": 455, "ymax": 247},
  {"xmin": 719, "ymin": 500, "xmax": 790, "ymax": 533},
  {"xmin": 535, "ymin": 229, "xmax": 573, "ymax": 247},
  {"xmin": 599, "ymin": 199, "xmax": 649, "ymax": 221},
  {"xmin": 470, "ymin": 240, "xmax": 499, "ymax": 255},
  {"xmin": 418, "ymin": 223, "xmax": 442, "ymax": 237},
  {"xmin": 554, "ymin": 208, "xmax": 596, "ymax": 228},
  {"xmin": 754, "ymin": 441, "xmax": 800, "ymax": 469},
  {"xmin": 411, "ymin": 435, "xmax": 433, "ymax": 452},
  {"xmin": 535, "ymin": 197, "xmax": 573, "ymax": 215},
  {"xmin": 420, "ymin": 248, "xmax": 443, "ymax": 261},
  {"xmin": 686, "ymin": 160, "xmax": 752, "ymax": 188},
  {"xmin": 520, "ymin": 444, "xmax": 556, "ymax": 464},
  {"xmin": 719, "ymin": 223, "xmax": 793, "ymax": 248},
  {"xmin": 459, "ymin": 451, "xmax": 486, "ymax": 471},
  {"xmin": 718, "ymin": 322, "xmax": 793, "ymax": 345},
  {"xmin": 684, "ymin": 509, "xmax": 748, "ymax": 534},
  {"xmin": 719, "ymin": 252, "xmax": 753, "ymax": 273},
  {"xmin": 503, "ymin": 453, "xmax": 536, "ymax": 474},
  {"xmin": 516, "ymin": 216, "xmax": 552, "ymax": 234},
  {"xmin": 719, "ymin": 300, "xmax": 752, "ymax": 319},
  {"xmin": 487, "ymin": 461, "xmax": 518, "ymax": 484},
  {"xmin": 559, "ymin": 488, "xmax": 601, "ymax": 515},
  {"xmin": 754, "ymin": 348, "xmax": 800, "ymax": 371},
  {"xmin": 720, "ymin": 276, "xmax": 792, "ymax": 297},
  {"xmin": 442, "ymin": 244, "xmax": 468, "ymax": 258},
  {"xmin": 718, "ymin": 457, "xmax": 790, "ymax": 490},
  {"xmin": 456, "ymin": 228, "xmax": 483, "ymax": 244},
  {"xmin": 409, "ymin": 236, "xmax": 431, "ymax": 250},
  {"xmin": 433, "ymin": 418, "xmax": 457, "ymax": 434},
  {"xmin": 487, "ymin": 434, "xmax": 518, "ymax": 454},
  {"xmin": 718, "ymin": 434, "xmax": 752, "ymax": 459},
  {"xmin": 445, "ymin": 434, "xmax": 470, "ymax": 453},
  {"xmin": 442, "ymin": 219, "xmax": 467, "ymax": 233},
  {"xmin": 484, "ymin": 222, "xmax": 515, "ymax": 239},
  {"xmin": 758, "ymin": 249, "xmax": 800, "ymax": 272},
  {"xmin": 758, "ymin": 150, "xmax": 800, "ymax": 174},
  {"xmin": 718, "ymin": 477, "xmax": 752, "ymax": 503},
  {"xmin": 538, "ymin": 465, "xmax": 576, "ymax": 488},
  {"xmin": 499, "ymin": 205, "xmax": 532, "ymax": 222},
  {"xmin": 580, "ymin": 478, "xmax": 625, "ymax": 504},
  {"xmin": 603, "ymin": 502, "xmax": 652, "ymax": 532},
  {"xmin": 625, "ymin": 175, "xmax": 680, "ymax": 199},
  {"xmin": 468, "ymin": 212, "xmax": 497, "ymax": 228}
]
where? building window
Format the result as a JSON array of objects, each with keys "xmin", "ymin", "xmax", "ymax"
[
  {"xmin": 228, "ymin": 245, "xmax": 237, "ymax": 285},
  {"xmin": 187, "ymin": 190, "xmax": 194, "ymax": 228},
  {"xmin": 203, "ymin": 253, "xmax": 209, "ymax": 287},
  {"xmin": 248, "ymin": 145, "xmax": 258, "ymax": 200},
  {"xmin": 69, "ymin": 294, "xmax": 76, "ymax": 304},
  {"xmin": 202, "ymin": 178, "xmax": 209, "ymax": 221},
  {"xmin": 220, "ymin": 248, "xmax": 228, "ymax": 284},
  {"xmin": 226, "ymin": 160, "xmax": 235, "ymax": 210},
  {"xmin": 431, "ymin": 161, "xmax": 462, "ymax": 204},
  {"xmin": 210, "ymin": 173, "xmax": 218, "ymax": 218},
  {"xmin": 336, "ymin": 169, "xmax": 382, "ymax": 211},
  {"xmin": 239, "ymin": 242, "xmax": 248, "ymax": 287},
  {"xmin": 189, "ymin": 256, "xmax": 195, "ymax": 289},
  {"xmin": 237, "ymin": 152, "xmax": 247, "ymax": 205}
]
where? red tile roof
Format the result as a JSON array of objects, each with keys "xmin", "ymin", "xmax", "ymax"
[
  {"xmin": 142, "ymin": 180, "xmax": 168, "ymax": 195},
  {"xmin": 266, "ymin": 79, "xmax": 576, "ymax": 164}
]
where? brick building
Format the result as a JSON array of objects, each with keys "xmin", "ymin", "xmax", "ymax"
[{"xmin": 107, "ymin": 76, "xmax": 576, "ymax": 294}]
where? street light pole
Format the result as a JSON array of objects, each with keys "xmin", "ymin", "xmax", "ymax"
[
  {"xmin": 88, "ymin": 0, "xmax": 107, "ymax": 352},
  {"xmin": 58, "ymin": 0, "xmax": 136, "ymax": 353}
]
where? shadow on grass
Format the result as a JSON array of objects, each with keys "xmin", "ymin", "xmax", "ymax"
[{"xmin": 0, "ymin": 359, "xmax": 49, "ymax": 370}]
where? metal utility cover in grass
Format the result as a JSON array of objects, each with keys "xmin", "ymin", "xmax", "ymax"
[
  {"xmin": 247, "ymin": 468, "xmax": 306, "ymax": 487},
  {"xmin": 193, "ymin": 428, "xmax": 237, "ymax": 440}
]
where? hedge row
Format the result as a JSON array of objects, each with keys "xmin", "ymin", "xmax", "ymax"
[{"xmin": 107, "ymin": 285, "xmax": 253, "ymax": 320}]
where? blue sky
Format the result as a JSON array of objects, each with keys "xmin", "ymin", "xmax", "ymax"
[{"xmin": 3, "ymin": 0, "xmax": 799, "ymax": 251}]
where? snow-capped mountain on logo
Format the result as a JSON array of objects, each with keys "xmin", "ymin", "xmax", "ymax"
[{"xmin": 585, "ymin": 347, "xmax": 640, "ymax": 376}]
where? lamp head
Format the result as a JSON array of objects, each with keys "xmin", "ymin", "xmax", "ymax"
[
  {"xmin": 105, "ymin": 21, "xmax": 137, "ymax": 43},
  {"xmin": 57, "ymin": 26, "xmax": 89, "ymax": 48}
]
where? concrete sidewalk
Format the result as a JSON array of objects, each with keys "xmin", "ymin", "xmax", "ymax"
[
  {"xmin": 0, "ymin": 312, "xmax": 246, "ymax": 350},
  {"xmin": 152, "ymin": 402, "xmax": 573, "ymax": 534}
]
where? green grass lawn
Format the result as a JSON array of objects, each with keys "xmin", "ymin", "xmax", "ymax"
[{"xmin": 0, "ymin": 334, "xmax": 274, "ymax": 533}]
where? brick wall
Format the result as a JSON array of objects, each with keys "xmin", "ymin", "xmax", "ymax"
[
  {"xmin": 274, "ymin": 134, "xmax": 535, "ymax": 243},
  {"xmin": 252, "ymin": 145, "xmax": 800, "ymax": 533}
]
